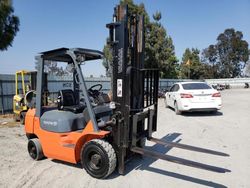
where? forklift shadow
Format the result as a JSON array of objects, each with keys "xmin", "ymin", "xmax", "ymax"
[
  {"xmin": 51, "ymin": 159, "xmax": 82, "ymax": 169},
  {"xmin": 110, "ymin": 133, "xmax": 227, "ymax": 188}
]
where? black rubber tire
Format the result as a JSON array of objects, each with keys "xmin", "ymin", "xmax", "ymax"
[
  {"xmin": 136, "ymin": 137, "xmax": 146, "ymax": 158},
  {"xmin": 81, "ymin": 139, "xmax": 117, "ymax": 179},
  {"xmin": 20, "ymin": 112, "xmax": 26, "ymax": 125},
  {"xmin": 137, "ymin": 137, "xmax": 146, "ymax": 148},
  {"xmin": 27, "ymin": 138, "xmax": 44, "ymax": 161},
  {"xmin": 174, "ymin": 102, "xmax": 181, "ymax": 115},
  {"xmin": 209, "ymin": 110, "xmax": 218, "ymax": 114}
]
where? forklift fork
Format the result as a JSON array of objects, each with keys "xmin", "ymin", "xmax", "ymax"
[
  {"xmin": 131, "ymin": 146, "xmax": 230, "ymax": 173},
  {"xmin": 130, "ymin": 107, "xmax": 230, "ymax": 173},
  {"xmin": 149, "ymin": 137, "xmax": 229, "ymax": 157}
]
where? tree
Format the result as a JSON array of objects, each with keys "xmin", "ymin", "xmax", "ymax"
[
  {"xmin": 179, "ymin": 48, "xmax": 210, "ymax": 79},
  {"xmin": 35, "ymin": 57, "xmax": 69, "ymax": 76},
  {"xmin": 145, "ymin": 12, "xmax": 178, "ymax": 78},
  {"xmin": 0, "ymin": 0, "xmax": 20, "ymax": 51},
  {"xmin": 103, "ymin": 0, "xmax": 178, "ymax": 78},
  {"xmin": 43, "ymin": 61, "xmax": 69, "ymax": 76},
  {"xmin": 202, "ymin": 28, "xmax": 250, "ymax": 78},
  {"xmin": 201, "ymin": 45, "xmax": 219, "ymax": 78}
]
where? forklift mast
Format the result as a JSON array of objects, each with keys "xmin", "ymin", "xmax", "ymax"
[{"xmin": 107, "ymin": 5, "xmax": 159, "ymax": 174}]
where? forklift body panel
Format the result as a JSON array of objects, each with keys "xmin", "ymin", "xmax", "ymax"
[{"xmin": 25, "ymin": 108, "xmax": 109, "ymax": 163}]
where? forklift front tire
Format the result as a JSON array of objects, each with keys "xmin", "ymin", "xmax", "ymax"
[
  {"xmin": 138, "ymin": 137, "xmax": 146, "ymax": 148},
  {"xmin": 81, "ymin": 139, "xmax": 117, "ymax": 179},
  {"xmin": 27, "ymin": 138, "xmax": 44, "ymax": 161}
]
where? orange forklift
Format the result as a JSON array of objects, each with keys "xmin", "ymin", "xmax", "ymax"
[{"xmin": 24, "ymin": 4, "xmax": 230, "ymax": 179}]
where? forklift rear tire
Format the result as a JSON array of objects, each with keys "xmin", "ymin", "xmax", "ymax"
[
  {"xmin": 81, "ymin": 139, "xmax": 117, "ymax": 179},
  {"xmin": 27, "ymin": 138, "xmax": 44, "ymax": 161}
]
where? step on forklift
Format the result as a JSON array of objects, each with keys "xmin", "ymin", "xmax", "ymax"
[{"xmin": 24, "ymin": 4, "xmax": 230, "ymax": 179}]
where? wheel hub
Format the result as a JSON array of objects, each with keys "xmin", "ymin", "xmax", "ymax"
[
  {"xmin": 90, "ymin": 154, "xmax": 101, "ymax": 167},
  {"xmin": 29, "ymin": 145, "xmax": 37, "ymax": 158}
]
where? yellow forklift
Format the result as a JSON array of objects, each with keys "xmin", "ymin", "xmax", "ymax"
[{"xmin": 13, "ymin": 70, "xmax": 37, "ymax": 124}]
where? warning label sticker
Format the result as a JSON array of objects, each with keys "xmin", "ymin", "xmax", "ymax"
[{"xmin": 117, "ymin": 79, "xmax": 122, "ymax": 97}]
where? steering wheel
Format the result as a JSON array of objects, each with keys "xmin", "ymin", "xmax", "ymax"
[{"xmin": 88, "ymin": 84, "xmax": 103, "ymax": 98}]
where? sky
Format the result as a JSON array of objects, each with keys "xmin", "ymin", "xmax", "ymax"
[{"xmin": 1, "ymin": 0, "xmax": 250, "ymax": 76}]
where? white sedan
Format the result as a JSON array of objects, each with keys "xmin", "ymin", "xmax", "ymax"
[{"xmin": 164, "ymin": 82, "xmax": 222, "ymax": 115}]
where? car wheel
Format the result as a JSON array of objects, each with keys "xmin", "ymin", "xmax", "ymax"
[
  {"xmin": 81, "ymin": 139, "xmax": 117, "ymax": 179},
  {"xmin": 27, "ymin": 138, "xmax": 44, "ymax": 160},
  {"xmin": 174, "ymin": 102, "xmax": 181, "ymax": 115}
]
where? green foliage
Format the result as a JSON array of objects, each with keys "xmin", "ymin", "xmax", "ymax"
[
  {"xmin": 201, "ymin": 45, "xmax": 220, "ymax": 78},
  {"xmin": 35, "ymin": 57, "xmax": 69, "ymax": 76},
  {"xmin": 43, "ymin": 61, "xmax": 69, "ymax": 76},
  {"xmin": 120, "ymin": 0, "xmax": 150, "ymax": 25},
  {"xmin": 103, "ymin": 0, "xmax": 178, "ymax": 78},
  {"xmin": 179, "ymin": 48, "xmax": 210, "ymax": 79},
  {"xmin": 145, "ymin": 14, "xmax": 178, "ymax": 78},
  {"xmin": 202, "ymin": 28, "xmax": 249, "ymax": 78},
  {"xmin": 0, "ymin": 0, "xmax": 20, "ymax": 51}
]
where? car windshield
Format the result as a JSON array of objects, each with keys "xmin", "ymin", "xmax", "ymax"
[{"xmin": 182, "ymin": 83, "xmax": 211, "ymax": 90}]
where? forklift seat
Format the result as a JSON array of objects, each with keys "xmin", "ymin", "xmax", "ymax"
[{"xmin": 58, "ymin": 89, "xmax": 85, "ymax": 113}]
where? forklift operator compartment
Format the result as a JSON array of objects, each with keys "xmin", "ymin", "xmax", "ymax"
[{"xmin": 37, "ymin": 48, "xmax": 111, "ymax": 133}]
